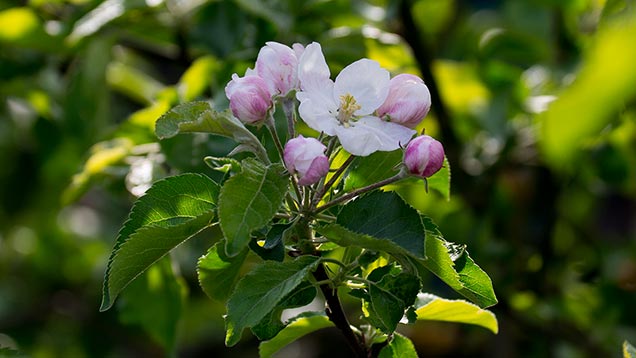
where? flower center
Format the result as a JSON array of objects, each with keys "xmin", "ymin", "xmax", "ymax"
[{"xmin": 337, "ymin": 93, "xmax": 361, "ymax": 127}]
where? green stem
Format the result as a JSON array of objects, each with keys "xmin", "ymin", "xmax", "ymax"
[
  {"xmin": 265, "ymin": 116, "xmax": 286, "ymax": 161},
  {"xmin": 310, "ymin": 154, "xmax": 356, "ymax": 210},
  {"xmin": 315, "ymin": 171, "xmax": 408, "ymax": 213},
  {"xmin": 266, "ymin": 116, "xmax": 304, "ymax": 206},
  {"xmin": 282, "ymin": 98, "xmax": 296, "ymax": 141}
]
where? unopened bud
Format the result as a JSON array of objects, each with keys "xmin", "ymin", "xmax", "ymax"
[
  {"xmin": 376, "ymin": 74, "xmax": 431, "ymax": 129},
  {"xmin": 225, "ymin": 73, "xmax": 272, "ymax": 124},
  {"xmin": 404, "ymin": 135, "xmax": 444, "ymax": 178},
  {"xmin": 283, "ymin": 135, "xmax": 329, "ymax": 185}
]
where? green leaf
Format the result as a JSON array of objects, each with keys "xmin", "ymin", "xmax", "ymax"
[
  {"xmin": 219, "ymin": 159, "xmax": 289, "ymax": 257},
  {"xmin": 249, "ymin": 223, "xmax": 294, "ymax": 262},
  {"xmin": 344, "ymin": 150, "xmax": 401, "ymax": 191},
  {"xmin": 204, "ymin": 156, "xmax": 242, "ymax": 174},
  {"xmin": 225, "ymin": 256, "xmax": 321, "ymax": 346},
  {"xmin": 426, "ymin": 157, "xmax": 451, "ymax": 201},
  {"xmin": 317, "ymin": 224, "xmax": 419, "ymax": 259},
  {"xmin": 402, "ymin": 217, "xmax": 498, "ymax": 308},
  {"xmin": 155, "ymin": 101, "xmax": 268, "ymax": 161},
  {"xmin": 625, "ymin": 340, "xmax": 636, "ymax": 358},
  {"xmin": 335, "ymin": 191, "xmax": 426, "ymax": 258},
  {"xmin": 378, "ymin": 333, "xmax": 418, "ymax": 358},
  {"xmin": 118, "ymin": 257, "xmax": 186, "ymax": 354},
  {"xmin": 100, "ymin": 173, "xmax": 219, "ymax": 311},
  {"xmin": 413, "ymin": 293, "xmax": 498, "ymax": 334},
  {"xmin": 362, "ymin": 269, "xmax": 421, "ymax": 333},
  {"xmin": 252, "ymin": 282, "xmax": 317, "ymax": 340},
  {"xmin": 259, "ymin": 313, "xmax": 334, "ymax": 358},
  {"xmin": 197, "ymin": 241, "xmax": 248, "ymax": 301}
]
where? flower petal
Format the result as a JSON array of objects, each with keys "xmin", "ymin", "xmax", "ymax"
[
  {"xmin": 297, "ymin": 91, "xmax": 338, "ymax": 136},
  {"xmin": 257, "ymin": 42, "xmax": 299, "ymax": 96},
  {"xmin": 334, "ymin": 116, "xmax": 416, "ymax": 156},
  {"xmin": 333, "ymin": 59, "xmax": 390, "ymax": 115},
  {"xmin": 298, "ymin": 42, "xmax": 332, "ymax": 93}
]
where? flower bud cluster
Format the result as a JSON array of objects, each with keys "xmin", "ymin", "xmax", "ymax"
[
  {"xmin": 225, "ymin": 42, "xmax": 304, "ymax": 124},
  {"xmin": 224, "ymin": 41, "xmax": 445, "ymax": 185}
]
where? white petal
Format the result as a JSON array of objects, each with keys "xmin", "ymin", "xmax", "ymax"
[
  {"xmin": 333, "ymin": 59, "xmax": 390, "ymax": 115},
  {"xmin": 297, "ymin": 91, "xmax": 339, "ymax": 136},
  {"xmin": 298, "ymin": 42, "xmax": 332, "ymax": 93},
  {"xmin": 335, "ymin": 117, "xmax": 416, "ymax": 156}
]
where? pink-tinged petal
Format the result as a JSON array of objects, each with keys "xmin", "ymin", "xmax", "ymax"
[
  {"xmin": 224, "ymin": 74, "xmax": 272, "ymax": 124},
  {"xmin": 333, "ymin": 59, "xmax": 390, "ymax": 115},
  {"xmin": 297, "ymin": 155, "xmax": 329, "ymax": 185},
  {"xmin": 257, "ymin": 42, "xmax": 299, "ymax": 96},
  {"xmin": 377, "ymin": 74, "xmax": 431, "ymax": 128},
  {"xmin": 298, "ymin": 42, "xmax": 332, "ymax": 93},
  {"xmin": 283, "ymin": 135, "xmax": 329, "ymax": 185},
  {"xmin": 292, "ymin": 43, "xmax": 305, "ymax": 59},
  {"xmin": 404, "ymin": 135, "xmax": 444, "ymax": 178}
]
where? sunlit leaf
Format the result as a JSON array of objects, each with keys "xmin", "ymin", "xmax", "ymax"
[
  {"xmin": 412, "ymin": 293, "xmax": 498, "ymax": 333},
  {"xmin": 225, "ymin": 256, "xmax": 321, "ymax": 346},
  {"xmin": 100, "ymin": 173, "xmax": 219, "ymax": 311},
  {"xmin": 426, "ymin": 156, "xmax": 451, "ymax": 201},
  {"xmin": 378, "ymin": 333, "xmax": 418, "ymax": 358},
  {"xmin": 259, "ymin": 313, "xmax": 334, "ymax": 358},
  {"xmin": 400, "ymin": 217, "xmax": 497, "ymax": 308}
]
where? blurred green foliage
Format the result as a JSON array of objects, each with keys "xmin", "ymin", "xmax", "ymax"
[{"xmin": 1, "ymin": 0, "xmax": 635, "ymax": 357}]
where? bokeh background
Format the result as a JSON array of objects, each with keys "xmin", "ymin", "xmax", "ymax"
[{"xmin": 1, "ymin": 0, "xmax": 635, "ymax": 357}]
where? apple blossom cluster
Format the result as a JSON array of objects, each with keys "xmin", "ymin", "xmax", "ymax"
[{"xmin": 225, "ymin": 41, "xmax": 444, "ymax": 186}]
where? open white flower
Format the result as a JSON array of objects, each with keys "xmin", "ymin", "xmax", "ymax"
[{"xmin": 296, "ymin": 43, "xmax": 416, "ymax": 156}]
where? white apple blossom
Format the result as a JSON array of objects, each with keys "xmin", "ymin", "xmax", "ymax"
[{"xmin": 296, "ymin": 42, "xmax": 416, "ymax": 156}]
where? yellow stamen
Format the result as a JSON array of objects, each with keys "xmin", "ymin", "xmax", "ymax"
[{"xmin": 337, "ymin": 93, "xmax": 361, "ymax": 125}]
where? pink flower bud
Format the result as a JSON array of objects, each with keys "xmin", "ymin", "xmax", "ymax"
[
  {"xmin": 225, "ymin": 73, "xmax": 272, "ymax": 124},
  {"xmin": 376, "ymin": 74, "xmax": 431, "ymax": 129},
  {"xmin": 283, "ymin": 135, "xmax": 329, "ymax": 185},
  {"xmin": 256, "ymin": 42, "xmax": 301, "ymax": 97},
  {"xmin": 404, "ymin": 135, "xmax": 444, "ymax": 178}
]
